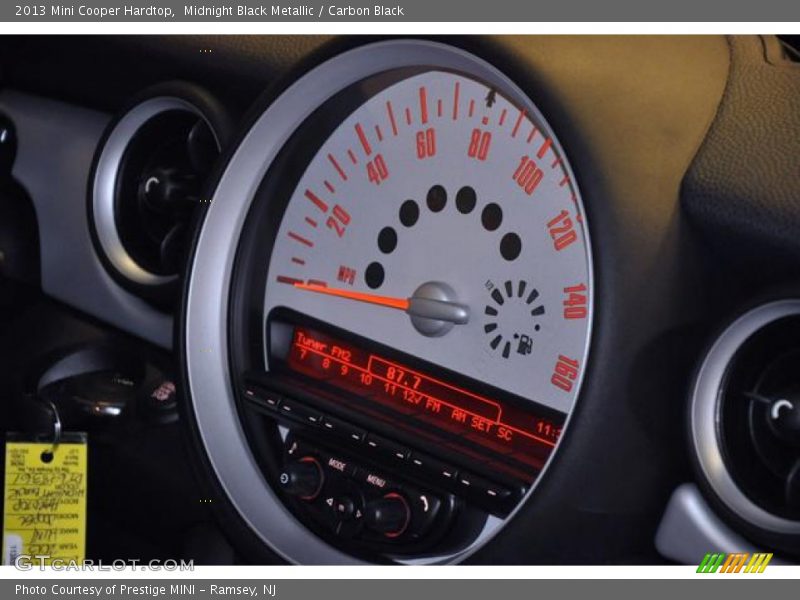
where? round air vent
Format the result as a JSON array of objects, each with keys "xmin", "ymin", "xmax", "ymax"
[
  {"xmin": 89, "ymin": 82, "xmax": 231, "ymax": 306},
  {"xmin": 692, "ymin": 300, "xmax": 800, "ymax": 538}
]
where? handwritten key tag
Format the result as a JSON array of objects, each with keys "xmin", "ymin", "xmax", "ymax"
[{"xmin": 2, "ymin": 401, "xmax": 87, "ymax": 566}]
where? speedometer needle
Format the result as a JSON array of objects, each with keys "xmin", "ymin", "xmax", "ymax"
[
  {"xmin": 293, "ymin": 282, "xmax": 470, "ymax": 325},
  {"xmin": 294, "ymin": 282, "xmax": 410, "ymax": 310}
]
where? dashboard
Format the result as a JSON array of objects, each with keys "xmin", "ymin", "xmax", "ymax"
[{"xmin": 1, "ymin": 35, "xmax": 800, "ymax": 565}]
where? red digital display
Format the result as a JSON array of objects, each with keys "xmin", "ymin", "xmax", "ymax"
[{"xmin": 286, "ymin": 327, "xmax": 563, "ymax": 472}]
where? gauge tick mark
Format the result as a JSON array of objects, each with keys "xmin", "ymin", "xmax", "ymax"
[
  {"xmin": 288, "ymin": 231, "xmax": 314, "ymax": 248},
  {"xmin": 276, "ymin": 275, "xmax": 303, "ymax": 286},
  {"xmin": 537, "ymin": 138, "xmax": 552, "ymax": 159},
  {"xmin": 386, "ymin": 101, "xmax": 399, "ymax": 136},
  {"xmin": 304, "ymin": 189, "xmax": 329, "ymax": 213},
  {"xmin": 355, "ymin": 123, "xmax": 372, "ymax": 155},
  {"xmin": 328, "ymin": 153, "xmax": 348, "ymax": 181},
  {"xmin": 512, "ymin": 109, "xmax": 526, "ymax": 138},
  {"xmin": 419, "ymin": 86, "xmax": 429, "ymax": 125},
  {"xmin": 499, "ymin": 108, "xmax": 507, "ymax": 126}
]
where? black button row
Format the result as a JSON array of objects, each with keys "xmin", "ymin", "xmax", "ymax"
[
  {"xmin": 244, "ymin": 383, "xmax": 516, "ymax": 512},
  {"xmin": 365, "ymin": 434, "xmax": 409, "ymax": 461},
  {"xmin": 242, "ymin": 384, "xmax": 322, "ymax": 427},
  {"xmin": 320, "ymin": 414, "xmax": 365, "ymax": 443}
]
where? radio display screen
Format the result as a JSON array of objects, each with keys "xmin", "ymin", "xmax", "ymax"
[{"xmin": 282, "ymin": 326, "xmax": 564, "ymax": 472}]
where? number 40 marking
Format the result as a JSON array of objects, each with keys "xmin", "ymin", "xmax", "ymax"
[{"xmin": 367, "ymin": 154, "xmax": 389, "ymax": 185}]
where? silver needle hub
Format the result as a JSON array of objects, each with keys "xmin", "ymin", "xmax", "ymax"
[{"xmin": 408, "ymin": 281, "xmax": 470, "ymax": 337}]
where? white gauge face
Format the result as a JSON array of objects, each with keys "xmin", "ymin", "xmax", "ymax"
[{"xmin": 264, "ymin": 69, "xmax": 592, "ymax": 417}]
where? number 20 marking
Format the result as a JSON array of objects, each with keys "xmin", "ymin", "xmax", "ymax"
[{"xmin": 326, "ymin": 204, "xmax": 351, "ymax": 237}]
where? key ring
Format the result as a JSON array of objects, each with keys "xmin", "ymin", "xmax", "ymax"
[{"xmin": 36, "ymin": 396, "xmax": 62, "ymax": 455}]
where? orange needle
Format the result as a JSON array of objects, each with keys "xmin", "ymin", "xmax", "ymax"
[{"xmin": 293, "ymin": 282, "xmax": 410, "ymax": 311}]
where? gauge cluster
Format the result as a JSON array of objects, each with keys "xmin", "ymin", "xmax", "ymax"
[
  {"xmin": 226, "ymin": 64, "xmax": 593, "ymax": 559},
  {"xmin": 179, "ymin": 35, "xmax": 733, "ymax": 564},
  {"xmin": 180, "ymin": 41, "xmax": 592, "ymax": 563}
]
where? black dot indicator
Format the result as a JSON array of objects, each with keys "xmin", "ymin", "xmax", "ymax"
[
  {"xmin": 456, "ymin": 186, "xmax": 477, "ymax": 214},
  {"xmin": 399, "ymin": 200, "xmax": 419, "ymax": 227},
  {"xmin": 481, "ymin": 203, "xmax": 503, "ymax": 231},
  {"xmin": 377, "ymin": 227, "xmax": 397, "ymax": 254},
  {"xmin": 500, "ymin": 233, "xmax": 522, "ymax": 261},
  {"xmin": 426, "ymin": 185, "xmax": 447, "ymax": 213},
  {"xmin": 365, "ymin": 262, "xmax": 385, "ymax": 289}
]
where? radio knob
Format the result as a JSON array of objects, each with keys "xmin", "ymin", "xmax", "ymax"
[
  {"xmin": 364, "ymin": 492, "xmax": 411, "ymax": 538},
  {"xmin": 278, "ymin": 457, "xmax": 324, "ymax": 500}
]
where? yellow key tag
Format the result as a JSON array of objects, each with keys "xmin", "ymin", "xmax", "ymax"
[{"xmin": 2, "ymin": 434, "xmax": 87, "ymax": 565}]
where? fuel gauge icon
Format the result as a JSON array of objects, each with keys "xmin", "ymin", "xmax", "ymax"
[
  {"xmin": 513, "ymin": 334, "xmax": 533, "ymax": 356},
  {"xmin": 483, "ymin": 279, "xmax": 545, "ymax": 359}
]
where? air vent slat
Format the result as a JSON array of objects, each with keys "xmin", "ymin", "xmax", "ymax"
[
  {"xmin": 692, "ymin": 302, "xmax": 800, "ymax": 539},
  {"xmin": 89, "ymin": 84, "xmax": 230, "ymax": 307}
]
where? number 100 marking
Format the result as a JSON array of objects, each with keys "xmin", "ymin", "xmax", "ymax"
[{"xmin": 512, "ymin": 155, "xmax": 543, "ymax": 196}]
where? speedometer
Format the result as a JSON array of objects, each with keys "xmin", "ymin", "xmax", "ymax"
[
  {"xmin": 185, "ymin": 40, "xmax": 593, "ymax": 564},
  {"xmin": 265, "ymin": 68, "xmax": 591, "ymax": 415}
]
